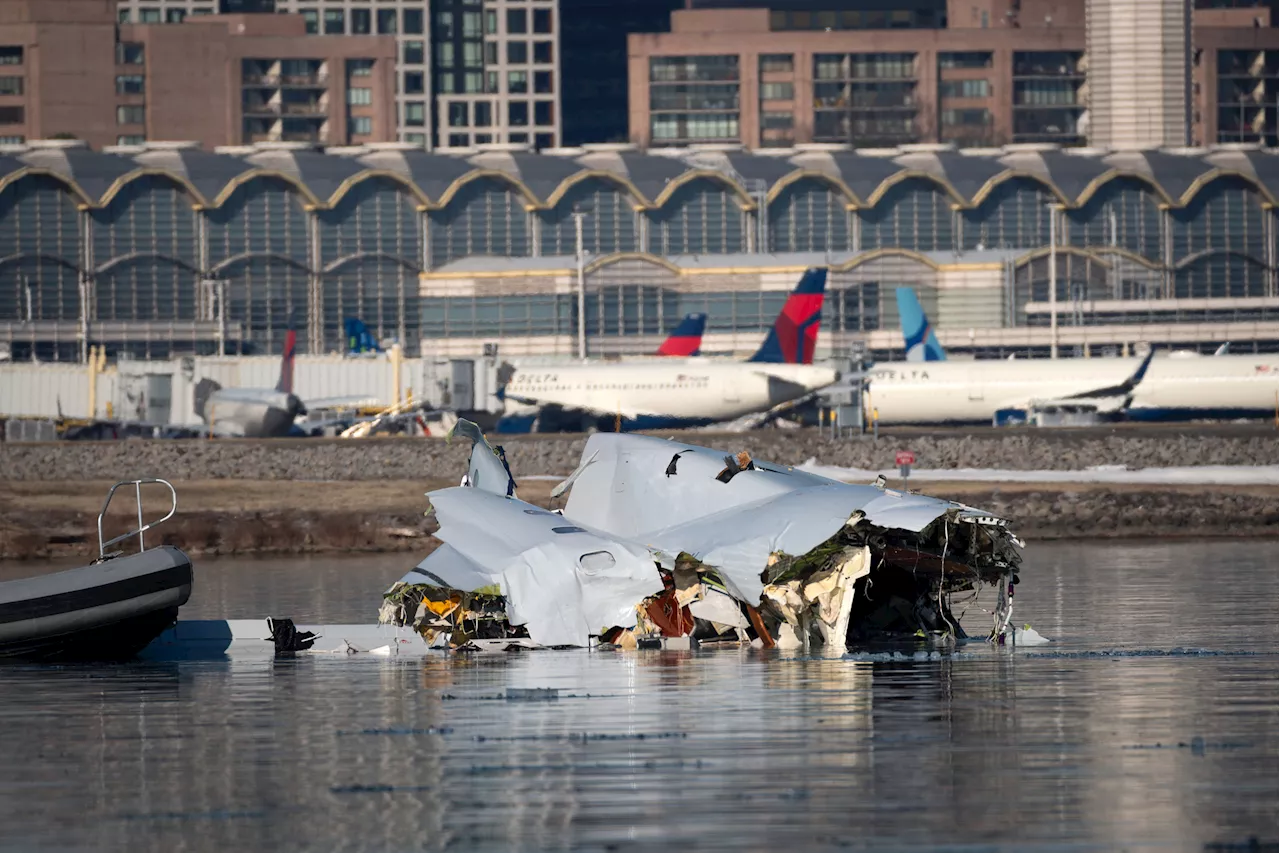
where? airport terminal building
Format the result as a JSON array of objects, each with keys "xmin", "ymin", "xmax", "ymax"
[{"xmin": 0, "ymin": 137, "xmax": 1275, "ymax": 363}]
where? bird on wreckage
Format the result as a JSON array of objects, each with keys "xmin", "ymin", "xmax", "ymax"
[{"xmin": 381, "ymin": 419, "xmax": 1027, "ymax": 651}]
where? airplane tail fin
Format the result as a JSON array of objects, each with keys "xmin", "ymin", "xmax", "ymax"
[
  {"xmin": 276, "ymin": 319, "xmax": 298, "ymax": 394},
  {"xmin": 656, "ymin": 312, "xmax": 706, "ymax": 356},
  {"xmin": 896, "ymin": 287, "xmax": 946, "ymax": 362},
  {"xmin": 747, "ymin": 267, "xmax": 827, "ymax": 364},
  {"xmin": 344, "ymin": 317, "xmax": 382, "ymax": 354}
]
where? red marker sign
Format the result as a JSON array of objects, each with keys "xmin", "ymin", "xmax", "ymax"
[{"xmin": 895, "ymin": 450, "xmax": 916, "ymax": 466}]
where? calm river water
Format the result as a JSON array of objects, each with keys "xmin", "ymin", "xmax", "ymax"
[{"xmin": 0, "ymin": 540, "xmax": 1275, "ymax": 853}]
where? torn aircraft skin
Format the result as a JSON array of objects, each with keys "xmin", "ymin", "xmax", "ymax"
[{"xmin": 383, "ymin": 422, "xmax": 1025, "ymax": 652}]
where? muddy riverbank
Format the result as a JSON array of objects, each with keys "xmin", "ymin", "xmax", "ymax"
[{"xmin": 1, "ymin": 478, "xmax": 1273, "ymax": 561}]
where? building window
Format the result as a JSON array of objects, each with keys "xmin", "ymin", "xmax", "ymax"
[
  {"xmin": 403, "ymin": 40, "xmax": 424, "ymax": 65},
  {"xmin": 349, "ymin": 116, "xmax": 373, "ymax": 135},
  {"xmin": 650, "ymin": 55, "xmax": 738, "ymax": 82},
  {"xmin": 534, "ymin": 100, "xmax": 553, "ymax": 125},
  {"xmin": 117, "ymin": 135, "xmax": 145, "ymax": 145},
  {"xmin": 437, "ymin": 74, "xmax": 455, "ymax": 94},
  {"xmin": 437, "ymin": 42, "xmax": 455, "ymax": 65},
  {"xmin": 0, "ymin": 76, "xmax": 22, "ymax": 96},
  {"xmin": 533, "ymin": 41, "xmax": 552, "ymax": 64},
  {"xmin": 509, "ymin": 101, "xmax": 528, "ymax": 126},
  {"xmin": 508, "ymin": 42, "xmax": 527, "ymax": 64},
  {"xmin": 507, "ymin": 9, "xmax": 527, "ymax": 33},
  {"xmin": 192, "ymin": 7, "xmax": 213, "ymax": 16},
  {"xmin": 535, "ymin": 132, "xmax": 554, "ymax": 149},
  {"xmin": 940, "ymin": 52, "xmax": 992, "ymax": 70},
  {"xmin": 463, "ymin": 42, "xmax": 483, "ymax": 67},
  {"xmin": 485, "ymin": 10, "xmax": 497, "ymax": 34},
  {"xmin": 118, "ymin": 9, "xmax": 131, "ymax": 23},
  {"xmin": 508, "ymin": 71, "xmax": 527, "ymax": 93},
  {"xmin": 348, "ymin": 60, "xmax": 374, "ymax": 79},
  {"xmin": 115, "ymin": 42, "xmax": 144, "ymax": 65},
  {"xmin": 116, "ymin": 75, "xmax": 145, "ymax": 95},
  {"xmin": 405, "ymin": 132, "xmax": 426, "ymax": 144},
  {"xmin": 762, "ymin": 111, "xmax": 793, "ymax": 129},
  {"xmin": 403, "ymin": 9, "xmax": 423, "ymax": 35},
  {"xmin": 533, "ymin": 8, "xmax": 552, "ymax": 33},
  {"xmin": 0, "ymin": 47, "xmax": 21, "ymax": 66},
  {"xmin": 324, "ymin": 9, "xmax": 344, "ymax": 34},
  {"xmin": 940, "ymin": 79, "xmax": 990, "ymax": 98},
  {"xmin": 475, "ymin": 102, "xmax": 492, "ymax": 126},
  {"xmin": 377, "ymin": 9, "xmax": 397, "ymax": 34},
  {"xmin": 351, "ymin": 8, "xmax": 370, "ymax": 34},
  {"xmin": 347, "ymin": 87, "xmax": 372, "ymax": 105},
  {"xmin": 509, "ymin": 132, "xmax": 527, "ymax": 143},
  {"xmin": 980, "ymin": 10, "xmax": 989, "ymax": 28},
  {"xmin": 484, "ymin": 41, "xmax": 497, "ymax": 65},
  {"xmin": 462, "ymin": 11, "xmax": 482, "ymax": 37},
  {"xmin": 116, "ymin": 104, "xmax": 145, "ymax": 125},
  {"xmin": 448, "ymin": 133, "xmax": 470, "ymax": 147},
  {"xmin": 760, "ymin": 54, "xmax": 793, "ymax": 73},
  {"xmin": 139, "ymin": 8, "xmax": 162, "ymax": 23},
  {"xmin": 650, "ymin": 113, "xmax": 738, "ymax": 141},
  {"xmin": 0, "ymin": 136, "xmax": 23, "ymax": 144},
  {"xmin": 485, "ymin": 71, "xmax": 498, "ymax": 93},
  {"xmin": 0, "ymin": 106, "xmax": 24, "ymax": 124},
  {"xmin": 474, "ymin": 133, "xmax": 492, "ymax": 143},
  {"xmin": 650, "ymin": 83, "xmax": 738, "ymax": 111},
  {"xmin": 436, "ymin": 10, "xmax": 454, "ymax": 38},
  {"xmin": 941, "ymin": 108, "xmax": 991, "ymax": 126},
  {"xmin": 761, "ymin": 82, "xmax": 793, "ymax": 100},
  {"xmin": 405, "ymin": 102, "xmax": 425, "ymax": 126},
  {"xmin": 301, "ymin": 9, "xmax": 319, "ymax": 34},
  {"xmin": 164, "ymin": 9, "xmax": 185, "ymax": 23},
  {"xmin": 464, "ymin": 72, "xmax": 483, "ymax": 93},
  {"xmin": 534, "ymin": 70, "xmax": 553, "ymax": 94},
  {"xmin": 448, "ymin": 103, "xmax": 469, "ymax": 127},
  {"xmin": 404, "ymin": 72, "xmax": 424, "ymax": 94}
]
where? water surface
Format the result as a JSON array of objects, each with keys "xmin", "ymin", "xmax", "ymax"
[{"xmin": 0, "ymin": 540, "xmax": 1275, "ymax": 852}]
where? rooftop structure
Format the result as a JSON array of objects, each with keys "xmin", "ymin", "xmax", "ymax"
[{"xmin": 0, "ymin": 139, "xmax": 1273, "ymax": 360}]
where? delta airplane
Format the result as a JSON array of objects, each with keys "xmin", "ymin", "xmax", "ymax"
[
  {"xmin": 496, "ymin": 268, "xmax": 838, "ymax": 432},
  {"xmin": 866, "ymin": 288, "xmax": 1279, "ymax": 425},
  {"xmin": 192, "ymin": 322, "xmax": 383, "ymax": 438}
]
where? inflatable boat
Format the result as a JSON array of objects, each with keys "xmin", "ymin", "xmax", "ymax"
[{"xmin": 0, "ymin": 479, "xmax": 193, "ymax": 661}]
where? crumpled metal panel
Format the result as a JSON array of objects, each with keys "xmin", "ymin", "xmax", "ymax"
[
  {"xmin": 412, "ymin": 487, "xmax": 663, "ymax": 646},
  {"xmin": 561, "ymin": 434, "xmax": 1006, "ymax": 602}
]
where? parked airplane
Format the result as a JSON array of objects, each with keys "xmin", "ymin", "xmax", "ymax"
[
  {"xmin": 871, "ymin": 288, "xmax": 1278, "ymax": 425},
  {"xmin": 496, "ymin": 268, "xmax": 838, "ymax": 432},
  {"xmin": 897, "ymin": 287, "xmax": 946, "ymax": 362}
]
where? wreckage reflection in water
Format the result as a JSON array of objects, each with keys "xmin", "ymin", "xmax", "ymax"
[{"xmin": 0, "ymin": 539, "xmax": 1275, "ymax": 852}]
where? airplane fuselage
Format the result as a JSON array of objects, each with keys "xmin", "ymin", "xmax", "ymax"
[
  {"xmin": 500, "ymin": 359, "xmax": 839, "ymax": 432},
  {"xmin": 865, "ymin": 353, "xmax": 1280, "ymax": 425},
  {"xmin": 200, "ymin": 387, "xmax": 305, "ymax": 437}
]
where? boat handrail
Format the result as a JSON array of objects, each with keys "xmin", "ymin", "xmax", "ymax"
[{"xmin": 98, "ymin": 479, "xmax": 178, "ymax": 558}]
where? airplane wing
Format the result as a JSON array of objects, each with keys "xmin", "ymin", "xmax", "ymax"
[{"xmin": 1000, "ymin": 349, "xmax": 1156, "ymax": 413}]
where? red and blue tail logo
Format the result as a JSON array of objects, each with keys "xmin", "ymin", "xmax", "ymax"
[
  {"xmin": 656, "ymin": 312, "xmax": 706, "ymax": 357},
  {"xmin": 747, "ymin": 267, "xmax": 827, "ymax": 364},
  {"xmin": 276, "ymin": 327, "xmax": 297, "ymax": 394}
]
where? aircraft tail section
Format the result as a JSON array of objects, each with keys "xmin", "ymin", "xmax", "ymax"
[
  {"xmin": 747, "ymin": 267, "xmax": 827, "ymax": 364},
  {"xmin": 276, "ymin": 326, "xmax": 297, "ymax": 394},
  {"xmin": 896, "ymin": 287, "xmax": 946, "ymax": 362},
  {"xmin": 656, "ymin": 312, "xmax": 706, "ymax": 356},
  {"xmin": 194, "ymin": 377, "xmax": 222, "ymax": 418},
  {"xmin": 344, "ymin": 317, "xmax": 382, "ymax": 354}
]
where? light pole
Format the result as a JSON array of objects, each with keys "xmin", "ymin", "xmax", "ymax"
[
  {"xmin": 571, "ymin": 207, "xmax": 590, "ymax": 360},
  {"xmin": 1047, "ymin": 203, "xmax": 1062, "ymax": 359}
]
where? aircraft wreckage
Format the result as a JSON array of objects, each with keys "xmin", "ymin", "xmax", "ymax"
[{"xmin": 379, "ymin": 421, "xmax": 1026, "ymax": 651}]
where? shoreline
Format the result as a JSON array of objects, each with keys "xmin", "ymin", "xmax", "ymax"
[{"xmin": 1, "ymin": 478, "xmax": 1274, "ymax": 562}]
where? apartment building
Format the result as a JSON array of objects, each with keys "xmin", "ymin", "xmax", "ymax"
[
  {"xmin": 627, "ymin": 0, "xmax": 1277, "ymax": 149},
  {"xmin": 116, "ymin": 0, "xmax": 563, "ymax": 149},
  {"xmin": 0, "ymin": 0, "xmax": 395, "ymax": 148}
]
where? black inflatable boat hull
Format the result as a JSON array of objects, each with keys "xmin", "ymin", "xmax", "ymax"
[{"xmin": 0, "ymin": 546, "xmax": 193, "ymax": 661}]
